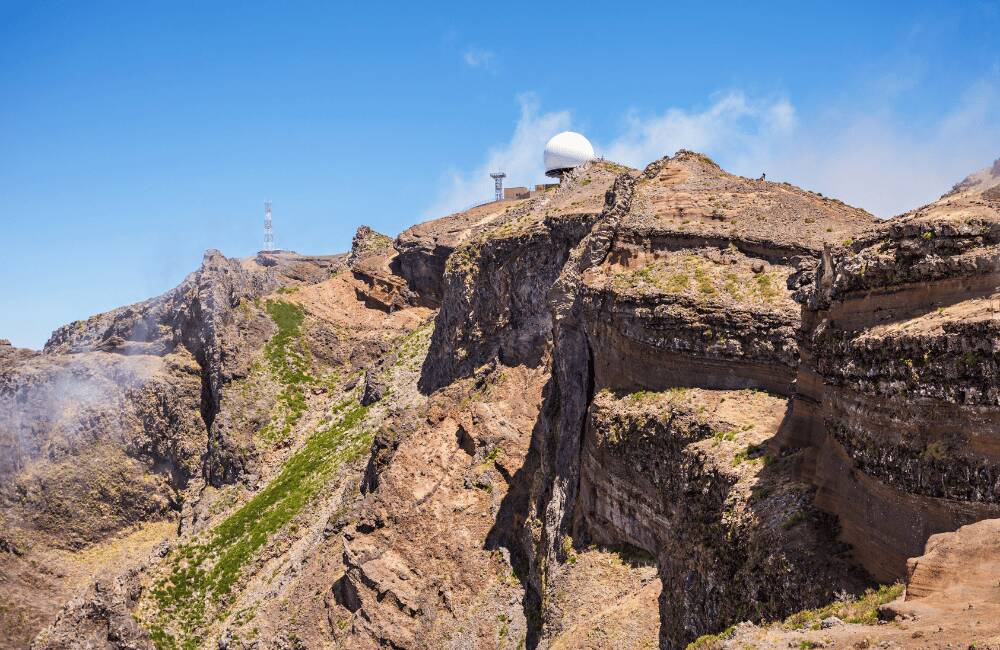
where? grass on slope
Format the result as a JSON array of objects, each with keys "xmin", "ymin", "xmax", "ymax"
[
  {"xmin": 685, "ymin": 583, "xmax": 904, "ymax": 649},
  {"xmin": 611, "ymin": 255, "xmax": 784, "ymax": 305},
  {"xmin": 258, "ymin": 300, "xmax": 313, "ymax": 443},
  {"xmin": 145, "ymin": 400, "xmax": 371, "ymax": 649},
  {"xmin": 781, "ymin": 583, "xmax": 904, "ymax": 629}
]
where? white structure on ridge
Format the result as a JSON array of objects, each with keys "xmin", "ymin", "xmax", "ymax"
[
  {"xmin": 490, "ymin": 172, "xmax": 506, "ymax": 202},
  {"xmin": 544, "ymin": 131, "xmax": 595, "ymax": 178},
  {"xmin": 264, "ymin": 200, "xmax": 274, "ymax": 252}
]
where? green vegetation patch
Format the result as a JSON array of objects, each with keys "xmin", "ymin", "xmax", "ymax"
[
  {"xmin": 611, "ymin": 255, "xmax": 786, "ymax": 306},
  {"xmin": 598, "ymin": 160, "xmax": 632, "ymax": 174},
  {"xmin": 600, "ymin": 387, "xmax": 695, "ymax": 444},
  {"xmin": 686, "ymin": 624, "xmax": 736, "ymax": 649},
  {"xmin": 601, "ymin": 542, "xmax": 656, "ymax": 568},
  {"xmin": 622, "ymin": 386, "xmax": 692, "ymax": 405},
  {"xmin": 258, "ymin": 300, "xmax": 315, "ymax": 443},
  {"xmin": 444, "ymin": 242, "xmax": 483, "ymax": 281},
  {"xmin": 144, "ymin": 400, "xmax": 371, "ymax": 649},
  {"xmin": 781, "ymin": 582, "xmax": 904, "ymax": 629},
  {"xmin": 480, "ymin": 213, "xmax": 539, "ymax": 241},
  {"xmin": 392, "ymin": 320, "xmax": 434, "ymax": 367},
  {"xmin": 687, "ymin": 583, "xmax": 903, "ymax": 649},
  {"xmin": 731, "ymin": 442, "xmax": 771, "ymax": 467},
  {"xmin": 560, "ymin": 534, "xmax": 577, "ymax": 564},
  {"xmin": 361, "ymin": 229, "xmax": 394, "ymax": 252}
]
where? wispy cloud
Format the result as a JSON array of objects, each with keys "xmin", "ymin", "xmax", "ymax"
[
  {"xmin": 426, "ymin": 79, "xmax": 1000, "ymax": 221},
  {"xmin": 463, "ymin": 47, "xmax": 496, "ymax": 72},
  {"xmin": 423, "ymin": 93, "xmax": 569, "ymax": 217},
  {"xmin": 727, "ymin": 79, "xmax": 1000, "ymax": 217},
  {"xmin": 602, "ymin": 92, "xmax": 797, "ymax": 173},
  {"xmin": 601, "ymin": 82, "xmax": 1000, "ymax": 217}
]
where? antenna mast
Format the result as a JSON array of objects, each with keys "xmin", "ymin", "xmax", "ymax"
[
  {"xmin": 490, "ymin": 172, "xmax": 506, "ymax": 202},
  {"xmin": 264, "ymin": 200, "xmax": 274, "ymax": 251}
]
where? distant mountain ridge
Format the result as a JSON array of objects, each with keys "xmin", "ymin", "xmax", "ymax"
[{"xmin": 3, "ymin": 153, "xmax": 1000, "ymax": 649}]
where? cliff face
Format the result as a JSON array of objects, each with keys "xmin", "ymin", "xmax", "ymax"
[
  {"xmin": 7, "ymin": 153, "xmax": 1000, "ymax": 650},
  {"xmin": 577, "ymin": 389, "xmax": 866, "ymax": 645},
  {"xmin": 419, "ymin": 161, "xmax": 626, "ymax": 392},
  {"xmin": 790, "ymin": 160, "xmax": 1000, "ymax": 583},
  {"xmin": 327, "ymin": 363, "xmax": 548, "ymax": 649},
  {"xmin": 529, "ymin": 152, "xmax": 879, "ymax": 647},
  {"xmin": 394, "ymin": 200, "xmax": 530, "ymax": 308}
]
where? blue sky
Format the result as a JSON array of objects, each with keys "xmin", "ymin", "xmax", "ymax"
[{"xmin": 2, "ymin": 1, "xmax": 999, "ymax": 349}]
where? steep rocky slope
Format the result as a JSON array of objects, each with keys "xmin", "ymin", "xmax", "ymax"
[
  {"xmin": 525, "ymin": 152, "xmax": 879, "ymax": 648},
  {"xmin": 419, "ymin": 161, "xmax": 629, "ymax": 391},
  {"xmin": 706, "ymin": 518, "xmax": 1000, "ymax": 649},
  {"xmin": 394, "ymin": 199, "xmax": 529, "ymax": 308},
  {"xmin": 0, "ymin": 245, "xmax": 421, "ymax": 647},
  {"xmin": 1, "ymin": 250, "xmax": 292, "ymax": 648},
  {"xmin": 5, "ymin": 153, "xmax": 1000, "ymax": 650},
  {"xmin": 789, "ymin": 158, "xmax": 1000, "ymax": 583}
]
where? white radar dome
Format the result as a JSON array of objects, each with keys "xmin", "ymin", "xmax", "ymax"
[{"xmin": 544, "ymin": 131, "xmax": 595, "ymax": 177}]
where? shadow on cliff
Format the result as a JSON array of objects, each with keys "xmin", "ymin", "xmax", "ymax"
[
  {"xmin": 733, "ymin": 398, "xmax": 874, "ymax": 605},
  {"xmin": 484, "ymin": 376, "xmax": 556, "ymax": 650},
  {"xmin": 472, "ymin": 368, "xmax": 872, "ymax": 648},
  {"xmin": 575, "ymin": 390, "xmax": 873, "ymax": 647}
]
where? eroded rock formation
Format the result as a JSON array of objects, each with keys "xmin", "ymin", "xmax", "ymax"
[
  {"xmin": 522, "ymin": 152, "xmax": 880, "ymax": 647},
  {"xmin": 5, "ymin": 153, "xmax": 1000, "ymax": 650},
  {"xmin": 772, "ymin": 160, "xmax": 1000, "ymax": 590},
  {"xmin": 419, "ymin": 161, "xmax": 626, "ymax": 392}
]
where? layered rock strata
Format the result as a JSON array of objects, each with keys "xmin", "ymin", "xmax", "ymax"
[
  {"xmin": 420, "ymin": 161, "xmax": 630, "ymax": 392},
  {"xmin": 394, "ymin": 199, "xmax": 528, "ymax": 308},
  {"xmin": 577, "ymin": 388, "xmax": 865, "ymax": 645},
  {"xmin": 8, "ymin": 152, "xmax": 1000, "ymax": 650},
  {"xmin": 713, "ymin": 517, "xmax": 1000, "ymax": 648},
  {"xmin": 533, "ymin": 151, "xmax": 878, "ymax": 648},
  {"xmin": 348, "ymin": 225, "xmax": 417, "ymax": 312},
  {"xmin": 791, "ymin": 158, "xmax": 1000, "ymax": 582}
]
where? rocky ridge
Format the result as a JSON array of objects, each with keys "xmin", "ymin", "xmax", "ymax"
[
  {"xmin": 787, "ymin": 159, "xmax": 1000, "ymax": 583},
  {"xmin": 3, "ymin": 154, "xmax": 1000, "ymax": 650}
]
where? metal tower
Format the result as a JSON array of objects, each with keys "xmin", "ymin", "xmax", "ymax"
[
  {"xmin": 490, "ymin": 172, "xmax": 506, "ymax": 202},
  {"xmin": 264, "ymin": 200, "xmax": 275, "ymax": 251}
]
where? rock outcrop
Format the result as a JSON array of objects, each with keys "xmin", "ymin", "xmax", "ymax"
[
  {"xmin": 527, "ymin": 151, "xmax": 877, "ymax": 647},
  {"xmin": 420, "ymin": 161, "xmax": 628, "ymax": 392},
  {"xmin": 348, "ymin": 225, "xmax": 415, "ymax": 312},
  {"xmin": 330, "ymin": 363, "xmax": 547, "ymax": 650},
  {"xmin": 790, "ymin": 158, "xmax": 1000, "ymax": 582},
  {"xmin": 577, "ymin": 389, "xmax": 865, "ymax": 645},
  {"xmin": 394, "ymin": 200, "xmax": 526, "ymax": 308},
  {"xmin": 712, "ymin": 517, "xmax": 1000, "ymax": 648},
  {"xmin": 0, "ymin": 250, "xmax": 350, "ymax": 645},
  {"xmin": 8, "ymin": 152, "xmax": 1000, "ymax": 650}
]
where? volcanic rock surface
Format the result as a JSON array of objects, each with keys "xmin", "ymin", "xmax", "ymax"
[
  {"xmin": 789, "ymin": 158, "xmax": 1000, "ymax": 584},
  {"xmin": 4, "ymin": 153, "xmax": 1000, "ymax": 650}
]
